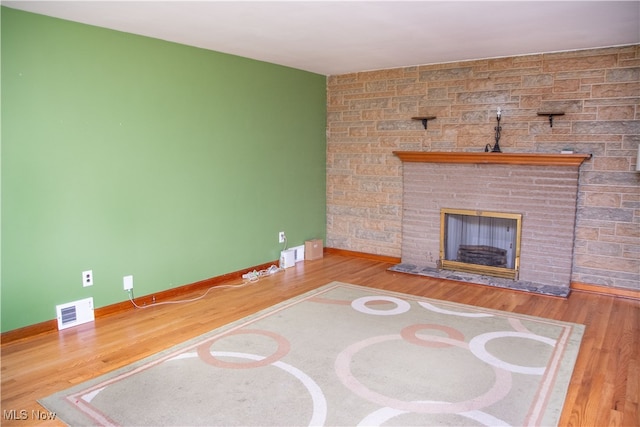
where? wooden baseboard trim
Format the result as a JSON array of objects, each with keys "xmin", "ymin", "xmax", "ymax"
[
  {"xmin": 571, "ymin": 282, "xmax": 640, "ymax": 301},
  {"xmin": 324, "ymin": 247, "xmax": 401, "ymax": 264},
  {"xmin": 118, "ymin": 260, "xmax": 278, "ymax": 310},
  {"xmin": 1, "ymin": 260, "xmax": 279, "ymax": 345},
  {"xmin": 0, "ymin": 319, "xmax": 59, "ymax": 345},
  {"xmin": 8, "ymin": 253, "xmax": 631, "ymax": 344}
]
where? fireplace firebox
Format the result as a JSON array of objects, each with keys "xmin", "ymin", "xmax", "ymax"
[{"xmin": 440, "ymin": 209, "xmax": 522, "ymax": 279}]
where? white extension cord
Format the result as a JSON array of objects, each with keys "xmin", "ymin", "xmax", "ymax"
[{"xmin": 129, "ymin": 264, "xmax": 282, "ymax": 309}]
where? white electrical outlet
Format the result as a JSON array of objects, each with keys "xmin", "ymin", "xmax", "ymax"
[
  {"xmin": 123, "ymin": 275, "xmax": 133, "ymax": 291},
  {"xmin": 279, "ymin": 231, "xmax": 286, "ymax": 243},
  {"xmin": 82, "ymin": 270, "xmax": 93, "ymax": 287}
]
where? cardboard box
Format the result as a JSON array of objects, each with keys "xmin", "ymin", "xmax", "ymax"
[{"xmin": 305, "ymin": 239, "xmax": 323, "ymax": 260}]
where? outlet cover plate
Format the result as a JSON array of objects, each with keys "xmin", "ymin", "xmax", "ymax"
[
  {"xmin": 123, "ymin": 275, "xmax": 133, "ymax": 291},
  {"xmin": 82, "ymin": 270, "xmax": 93, "ymax": 287}
]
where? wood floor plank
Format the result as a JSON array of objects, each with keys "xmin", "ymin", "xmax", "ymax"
[{"xmin": 1, "ymin": 253, "xmax": 638, "ymax": 426}]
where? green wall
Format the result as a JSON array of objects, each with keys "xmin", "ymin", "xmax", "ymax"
[{"xmin": 0, "ymin": 7, "xmax": 327, "ymax": 332}]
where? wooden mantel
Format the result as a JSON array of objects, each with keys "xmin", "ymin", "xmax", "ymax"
[{"xmin": 393, "ymin": 151, "xmax": 592, "ymax": 167}]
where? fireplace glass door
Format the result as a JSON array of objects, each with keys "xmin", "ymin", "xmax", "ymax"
[{"xmin": 440, "ymin": 209, "xmax": 522, "ymax": 279}]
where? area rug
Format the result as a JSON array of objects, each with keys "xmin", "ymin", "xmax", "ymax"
[{"xmin": 39, "ymin": 281, "xmax": 584, "ymax": 426}]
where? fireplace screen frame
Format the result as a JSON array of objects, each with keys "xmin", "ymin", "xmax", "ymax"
[{"xmin": 439, "ymin": 208, "xmax": 522, "ymax": 280}]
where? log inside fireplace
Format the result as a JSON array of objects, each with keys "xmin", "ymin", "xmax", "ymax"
[{"xmin": 457, "ymin": 245, "xmax": 507, "ymax": 267}]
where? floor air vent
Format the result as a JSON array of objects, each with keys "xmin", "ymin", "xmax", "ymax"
[{"xmin": 56, "ymin": 297, "xmax": 95, "ymax": 330}]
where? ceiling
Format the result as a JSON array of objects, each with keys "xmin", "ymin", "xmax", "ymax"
[{"xmin": 3, "ymin": 1, "xmax": 639, "ymax": 76}]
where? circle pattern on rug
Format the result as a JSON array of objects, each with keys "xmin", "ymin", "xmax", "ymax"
[
  {"xmin": 197, "ymin": 329, "xmax": 290, "ymax": 369},
  {"xmin": 351, "ymin": 296, "xmax": 411, "ymax": 315}
]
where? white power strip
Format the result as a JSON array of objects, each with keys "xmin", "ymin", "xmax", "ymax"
[
  {"xmin": 242, "ymin": 271, "xmax": 259, "ymax": 281},
  {"xmin": 242, "ymin": 265, "xmax": 281, "ymax": 282}
]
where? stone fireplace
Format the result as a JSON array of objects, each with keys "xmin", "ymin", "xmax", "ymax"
[{"xmin": 392, "ymin": 152, "xmax": 591, "ymax": 297}]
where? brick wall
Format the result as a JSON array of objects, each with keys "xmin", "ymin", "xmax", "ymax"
[{"xmin": 326, "ymin": 45, "xmax": 640, "ymax": 291}]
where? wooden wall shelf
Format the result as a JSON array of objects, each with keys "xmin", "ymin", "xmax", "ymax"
[{"xmin": 393, "ymin": 151, "xmax": 592, "ymax": 167}]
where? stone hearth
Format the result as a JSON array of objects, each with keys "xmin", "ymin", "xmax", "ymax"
[{"xmin": 389, "ymin": 263, "xmax": 569, "ymax": 297}]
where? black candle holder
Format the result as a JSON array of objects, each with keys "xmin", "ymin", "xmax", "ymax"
[{"xmin": 485, "ymin": 110, "xmax": 502, "ymax": 153}]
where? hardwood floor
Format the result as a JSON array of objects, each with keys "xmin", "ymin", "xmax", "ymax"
[{"xmin": 2, "ymin": 253, "xmax": 638, "ymax": 426}]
